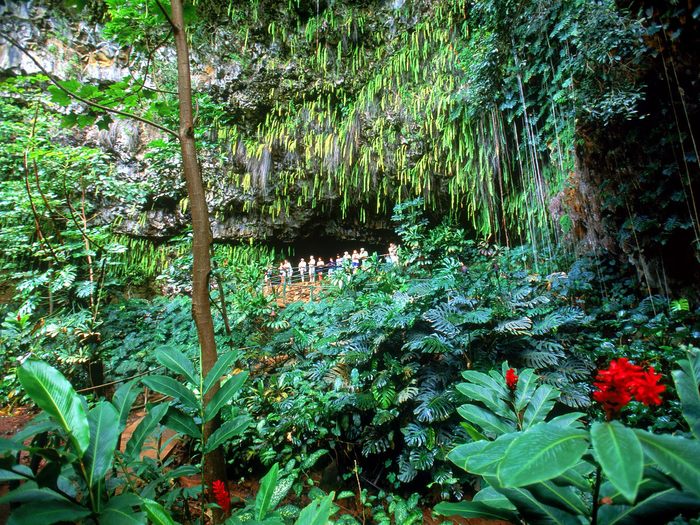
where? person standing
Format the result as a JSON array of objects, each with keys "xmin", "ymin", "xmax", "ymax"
[
  {"xmin": 388, "ymin": 243, "xmax": 399, "ymax": 264},
  {"xmin": 309, "ymin": 255, "xmax": 316, "ymax": 282},
  {"xmin": 284, "ymin": 259, "xmax": 293, "ymax": 282},
  {"xmin": 351, "ymin": 250, "xmax": 360, "ymax": 273},
  {"xmin": 298, "ymin": 257, "xmax": 308, "ymax": 282},
  {"xmin": 359, "ymin": 247, "xmax": 368, "ymax": 265},
  {"xmin": 317, "ymin": 257, "xmax": 325, "ymax": 281}
]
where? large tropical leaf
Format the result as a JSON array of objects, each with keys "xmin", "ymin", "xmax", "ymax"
[
  {"xmin": 634, "ymin": 430, "xmax": 700, "ymax": 498},
  {"xmin": 494, "ymin": 486, "xmax": 582, "ymax": 525},
  {"xmin": 202, "ymin": 350, "xmax": 242, "ymax": 395},
  {"xmin": 203, "ymin": 371, "xmax": 249, "ymax": 422},
  {"xmin": 461, "ymin": 434, "xmax": 518, "ymax": 477},
  {"xmin": 155, "ymin": 346, "xmax": 198, "ymax": 386},
  {"xmin": 84, "ymin": 402, "xmax": 120, "ymax": 489},
  {"xmin": 522, "ymin": 384, "xmax": 559, "ymax": 429},
  {"xmin": 255, "ymin": 463, "xmax": 280, "ymax": 520},
  {"xmin": 142, "ymin": 376, "xmax": 199, "ymax": 413},
  {"xmin": 17, "ymin": 360, "xmax": 90, "ymax": 457},
  {"xmin": 203, "ymin": 415, "xmax": 251, "ymax": 453},
  {"xmin": 672, "ymin": 349, "xmax": 700, "ymax": 440},
  {"xmin": 457, "ymin": 404, "xmax": 515, "ymax": 436},
  {"xmin": 447, "ymin": 440, "xmax": 489, "ymax": 471},
  {"xmin": 433, "ymin": 501, "xmax": 518, "ymax": 521},
  {"xmin": 124, "ymin": 403, "xmax": 169, "ymax": 460},
  {"xmin": 5, "ymin": 500, "xmax": 92, "ymax": 524},
  {"xmin": 142, "ymin": 498, "xmax": 177, "ymax": 525},
  {"xmin": 498, "ymin": 423, "xmax": 588, "ymax": 487},
  {"xmin": 527, "ymin": 480, "xmax": 589, "ymax": 515},
  {"xmin": 456, "ymin": 382, "xmax": 511, "ymax": 415},
  {"xmin": 514, "ymin": 368, "xmax": 538, "ymax": 411},
  {"xmin": 591, "ymin": 421, "xmax": 643, "ymax": 504},
  {"xmin": 112, "ymin": 380, "xmax": 140, "ymax": 433},
  {"xmin": 294, "ymin": 494, "xmax": 336, "ymax": 525},
  {"xmin": 163, "ymin": 407, "xmax": 201, "ymax": 439},
  {"xmin": 597, "ymin": 488, "xmax": 700, "ymax": 525},
  {"xmin": 99, "ymin": 494, "xmax": 147, "ymax": 525}
]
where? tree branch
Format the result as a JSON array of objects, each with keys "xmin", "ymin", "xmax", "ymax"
[{"xmin": 0, "ymin": 30, "xmax": 178, "ymax": 139}]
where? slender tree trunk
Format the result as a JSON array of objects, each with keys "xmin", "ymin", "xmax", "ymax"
[{"xmin": 170, "ymin": 0, "xmax": 227, "ymax": 500}]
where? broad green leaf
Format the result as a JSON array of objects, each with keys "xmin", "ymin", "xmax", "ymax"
[
  {"xmin": 0, "ymin": 437, "xmax": 23, "ymax": 454},
  {"xmin": 203, "ymin": 371, "xmax": 249, "ymax": 422},
  {"xmin": 598, "ymin": 488, "xmax": 700, "ymax": 525},
  {"xmin": 635, "ymin": 430, "xmax": 700, "ymax": 497},
  {"xmin": 457, "ymin": 404, "xmax": 515, "ymax": 436},
  {"xmin": 268, "ymin": 476, "xmax": 296, "ymax": 511},
  {"xmin": 494, "ymin": 486, "xmax": 582, "ymax": 525},
  {"xmin": 447, "ymin": 440, "xmax": 489, "ymax": 470},
  {"xmin": 163, "ymin": 407, "xmax": 201, "ymax": 438},
  {"xmin": 85, "ymin": 402, "xmax": 120, "ymax": 489},
  {"xmin": 256, "ymin": 463, "xmax": 280, "ymax": 520},
  {"xmin": 591, "ymin": 421, "xmax": 643, "ymax": 503},
  {"xmin": 460, "ymin": 371, "xmax": 509, "ymax": 398},
  {"xmin": 6, "ymin": 499, "xmax": 91, "ymax": 524},
  {"xmin": 155, "ymin": 347, "xmax": 198, "ymax": 386},
  {"xmin": 112, "ymin": 381, "xmax": 140, "ymax": 432},
  {"xmin": 472, "ymin": 486, "xmax": 516, "ymax": 510},
  {"xmin": 548, "ymin": 412, "xmax": 586, "ymax": 428},
  {"xmin": 553, "ymin": 460, "xmax": 595, "ymax": 491},
  {"xmin": 465, "ymin": 433, "xmax": 518, "ymax": 477},
  {"xmin": 294, "ymin": 494, "xmax": 336, "ymax": 525},
  {"xmin": 142, "ymin": 376, "xmax": 199, "ymax": 413},
  {"xmin": 17, "ymin": 360, "xmax": 90, "ymax": 457},
  {"xmin": 522, "ymin": 384, "xmax": 559, "ymax": 429},
  {"xmin": 498, "ymin": 423, "xmax": 588, "ymax": 487},
  {"xmin": 514, "ymin": 369, "xmax": 539, "ymax": 411},
  {"xmin": 203, "ymin": 415, "xmax": 251, "ymax": 453},
  {"xmin": 461, "ymin": 422, "xmax": 486, "ymax": 441},
  {"xmin": 143, "ymin": 498, "xmax": 177, "ymax": 525},
  {"xmin": 672, "ymin": 349, "xmax": 700, "ymax": 439},
  {"xmin": 100, "ymin": 494, "xmax": 147, "ymax": 525},
  {"xmin": 528, "ymin": 481, "xmax": 589, "ymax": 515},
  {"xmin": 0, "ymin": 465, "xmax": 33, "ymax": 481},
  {"xmin": 434, "ymin": 501, "xmax": 517, "ymax": 521},
  {"xmin": 203, "ymin": 350, "xmax": 242, "ymax": 394},
  {"xmin": 124, "ymin": 403, "xmax": 169, "ymax": 460},
  {"xmin": 0, "ymin": 482, "xmax": 67, "ymax": 504},
  {"xmin": 456, "ymin": 382, "xmax": 511, "ymax": 415}
]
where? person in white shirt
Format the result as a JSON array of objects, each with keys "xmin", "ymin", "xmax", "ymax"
[
  {"xmin": 308, "ymin": 256, "xmax": 316, "ymax": 282},
  {"xmin": 298, "ymin": 258, "xmax": 307, "ymax": 282}
]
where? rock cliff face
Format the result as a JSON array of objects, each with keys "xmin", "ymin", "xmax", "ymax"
[
  {"xmin": 2, "ymin": 0, "xmax": 699, "ymax": 291},
  {"xmin": 0, "ymin": 0, "xmax": 399, "ymax": 245}
]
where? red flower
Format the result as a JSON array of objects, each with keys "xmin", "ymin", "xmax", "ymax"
[
  {"xmin": 505, "ymin": 368, "xmax": 518, "ymax": 391},
  {"xmin": 630, "ymin": 367, "xmax": 665, "ymax": 406},
  {"xmin": 592, "ymin": 358, "xmax": 665, "ymax": 419},
  {"xmin": 212, "ymin": 480, "xmax": 231, "ymax": 515}
]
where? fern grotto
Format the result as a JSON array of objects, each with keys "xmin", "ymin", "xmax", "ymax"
[{"xmin": 0, "ymin": 0, "xmax": 699, "ymax": 524}]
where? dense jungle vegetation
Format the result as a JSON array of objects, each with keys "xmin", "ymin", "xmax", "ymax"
[{"xmin": 0, "ymin": 0, "xmax": 699, "ymax": 523}]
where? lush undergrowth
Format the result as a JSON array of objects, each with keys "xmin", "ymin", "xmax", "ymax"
[{"xmin": 2, "ymin": 199, "xmax": 700, "ymax": 524}]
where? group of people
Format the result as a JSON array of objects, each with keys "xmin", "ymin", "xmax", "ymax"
[{"xmin": 264, "ymin": 243, "xmax": 401, "ymax": 287}]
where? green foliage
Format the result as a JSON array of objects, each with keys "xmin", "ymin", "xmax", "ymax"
[
  {"xmin": 224, "ymin": 463, "xmax": 338, "ymax": 525},
  {"xmin": 237, "ymin": 204, "xmax": 588, "ymax": 496},
  {"xmin": 435, "ymin": 351, "xmax": 700, "ymax": 524},
  {"xmin": 0, "ymin": 360, "xmax": 170, "ymax": 522}
]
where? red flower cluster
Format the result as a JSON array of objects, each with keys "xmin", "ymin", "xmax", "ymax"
[
  {"xmin": 212, "ymin": 480, "xmax": 231, "ymax": 515},
  {"xmin": 506, "ymin": 368, "xmax": 518, "ymax": 391},
  {"xmin": 592, "ymin": 358, "xmax": 665, "ymax": 419}
]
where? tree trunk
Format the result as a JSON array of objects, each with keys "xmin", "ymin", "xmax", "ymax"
[{"xmin": 170, "ymin": 0, "xmax": 227, "ymax": 503}]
